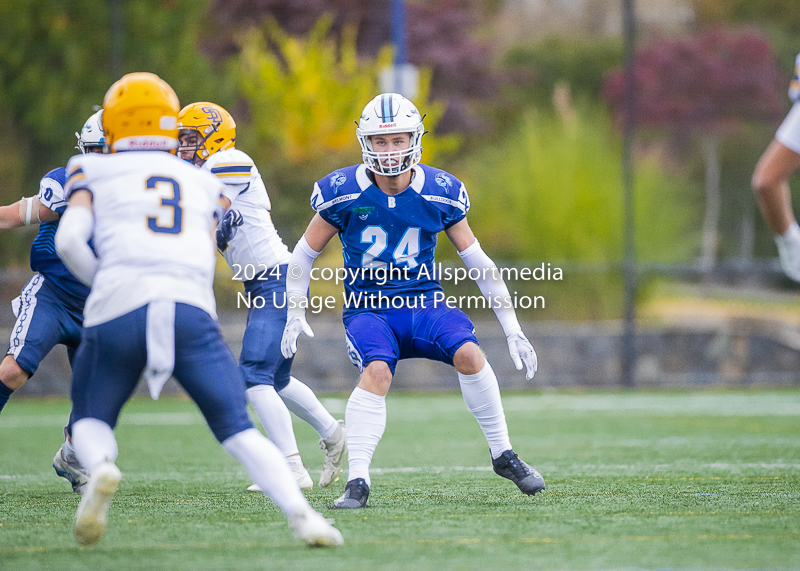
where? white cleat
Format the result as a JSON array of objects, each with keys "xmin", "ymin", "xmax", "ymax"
[
  {"xmin": 246, "ymin": 461, "xmax": 313, "ymax": 493},
  {"xmin": 318, "ymin": 419, "xmax": 346, "ymax": 488},
  {"xmin": 74, "ymin": 462, "xmax": 121, "ymax": 546},
  {"xmin": 291, "ymin": 461, "xmax": 314, "ymax": 491},
  {"xmin": 289, "ymin": 508, "xmax": 344, "ymax": 547},
  {"xmin": 53, "ymin": 446, "xmax": 90, "ymax": 495}
]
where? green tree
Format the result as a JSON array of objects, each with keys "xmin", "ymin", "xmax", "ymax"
[
  {"xmin": 451, "ymin": 101, "xmax": 701, "ymax": 320},
  {"xmin": 0, "ymin": 0, "xmax": 229, "ymax": 265},
  {"xmin": 502, "ymin": 35, "xmax": 624, "ymax": 109}
]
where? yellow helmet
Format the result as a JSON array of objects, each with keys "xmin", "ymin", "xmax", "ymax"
[
  {"xmin": 177, "ymin": 102, "xmax": 236, "ymax": 164},
  {"xmin": 102, "ymin": 72, "xmax": 180, "ymax": 153}
]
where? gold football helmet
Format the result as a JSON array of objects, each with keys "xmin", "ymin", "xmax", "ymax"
[
  {"xmin": 177, "ymin": 102, "xmax": 236, "ymax": 164},
  {"xmin": 102, "ymin": 72, "xmax": 180, "ymax": 153}
]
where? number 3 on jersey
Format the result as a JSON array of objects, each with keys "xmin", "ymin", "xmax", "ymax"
[
  {"xmin": 146, "ymin": 176, "xmax": 182, "ymax": 234},
  {"xmin": 361, "ymin": 226, "xmax": 420, "ymax": 269}
]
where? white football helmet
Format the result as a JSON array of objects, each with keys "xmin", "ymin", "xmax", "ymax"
[
  {"xmin": 356, "ymin": 93, "xmax": 424, "ymax": 176},
  {"xmin": 75, "ymin": 110, "xmax": 105, "ymax": 154}
]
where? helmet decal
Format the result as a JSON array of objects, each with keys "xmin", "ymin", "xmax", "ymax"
[
  {"xmin": 201, "ymin": 106, "xmax": 223, "ymax": 123},
  {"xmin": 381, "ymin": 94, "xmax": 394, "ymax": 123}
]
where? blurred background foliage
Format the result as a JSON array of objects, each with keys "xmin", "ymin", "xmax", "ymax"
[
  {"xmin": 235, "ymin": 15, "xmax": 459, "ymax": 240},
  {"xmin": 458, "ymin": 100, "xmax": 700, "ymax": 264},
  {"xmin": 1, "ymin": 0, "xmax": 799, "ymax": 320}
]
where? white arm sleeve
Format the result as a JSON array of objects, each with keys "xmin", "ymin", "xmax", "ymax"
[
  {"xmin": 286, "ymin": 236, "xmax": 321, "ymax": 309},
  {"xmin": 54, "ymin": 206, "xmax": 98, "ymax": 286},
  {"xmin": 458, "ymin": 239, "xmax": 522, "ymax": 336}
]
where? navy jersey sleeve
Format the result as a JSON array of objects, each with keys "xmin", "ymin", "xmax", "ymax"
[
  {"xmin": 419, "ymin": 166, "xmax": 470, "ymax": 229},
  {"xmin": 37, "ymin": 167, "xmax": 68, "ymax": 214},
  {"xmin": 310, "ymin": 166, "xmax": 362, "ymax": 230}
]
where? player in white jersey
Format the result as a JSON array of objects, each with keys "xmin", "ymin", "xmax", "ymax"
[
  {"xmin": 54, "ymin": 72, "xmax": 342, "ymax": 547},
  {"xmin": 753, "ymin": 53, "xmax": 800, "ymax": 281},
  {"xmin": 177, "ymin": 102, "xmax": 346, "ymax": 491}
]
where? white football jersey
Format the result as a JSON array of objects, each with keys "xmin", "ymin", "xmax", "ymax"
[
  {"xmin": 64, "ymin": 151, "xmax": 224, "ymax": 326},
  {"xmin": 203, "ymin": 149, "xmax": 291, "ymax": 275}
]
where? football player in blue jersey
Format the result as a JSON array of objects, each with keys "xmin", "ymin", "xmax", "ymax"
[
  {"xmin": 281, "ymin": 93, "xmax": 545, "ymax": 509},
  {"xmin": 0, "ymin": 110, "xmax": 104, "ymax": 493},
  {"xmin": 0, "ymin": 110, "xmax": 103, "ymax": 409},
  {"xmin": 753, "ymin": 53, "xmax": 800, "ymax": 281}
]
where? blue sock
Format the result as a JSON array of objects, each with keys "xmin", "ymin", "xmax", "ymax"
[{"xmin": 0, "ymin": 379, "xmax": 13, "ymax": 415}]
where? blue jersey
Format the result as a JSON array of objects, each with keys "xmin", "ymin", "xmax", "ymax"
[
  {"xmin": 29, "ymin": 167, "xmax": 90, "ymax": 311},
  {"xmin": 311, "ymin": 164, "xmax": 470, "ymax": 315}
]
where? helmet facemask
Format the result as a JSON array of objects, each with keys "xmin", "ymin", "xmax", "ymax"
[
  {"xmin": 358, "ymin": 131, "xmax": 423, "ymax": 176},
  {"xmin": 178, "ymin": 127, "xmax": 216, "ymax": 165}
]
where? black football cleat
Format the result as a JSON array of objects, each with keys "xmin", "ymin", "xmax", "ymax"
[
  {"xmin": 492, "ymin": 449, "xmax": 545, "ymax": 495},
  {"xmin": 332, "ymin": 477, "xmax": 369, "ymax": 509}
]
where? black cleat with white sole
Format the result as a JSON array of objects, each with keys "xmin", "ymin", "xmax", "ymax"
[
  {"xmin": 492, "ymin": 449, "xmax": 545, "ymax": 495},
  {"xmin": 332, "ymin": 478, "xmax": 369, "ymax": 509}
]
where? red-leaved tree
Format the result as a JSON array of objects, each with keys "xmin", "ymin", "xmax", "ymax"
[{"xmin": 604, "ymin": 29, "xmax": 784, "ymax": 270}]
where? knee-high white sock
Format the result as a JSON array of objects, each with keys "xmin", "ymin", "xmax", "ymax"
[
  {"xmin": 458, "ymin": 361, "xmax": 512, "ymax": 459},
  {"xmin": 246, "ymin": 385, "xmax": 300, "ymax": 459},
  {"xmin": 345, "ymin": 387, "xmax": 386, "ymax": 487},
  {"xmin": 278, "ymin": 376, "xmax": 338, "ymax": 440},
  {"xmin": 223, "ymin": 428, "xmax": 309, "ymax": 516},
  {"xmin": 72, "ymin": 418, "xmax": 119, "ymax": 473}
]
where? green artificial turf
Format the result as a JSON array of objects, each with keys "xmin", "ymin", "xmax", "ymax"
[{"xmin": 1, "ymin": 389, "xmax": 799, "ymax": 570}]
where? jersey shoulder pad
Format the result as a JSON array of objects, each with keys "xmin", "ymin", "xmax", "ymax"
[
  {"xmin": 311, "ymin": 164, "xmax": 362, "ymax": 213},
  {"xmin": 205, "ymin": 149, "xmax": 255, "ymax": 184},
  {"xmin": 38, "ymin": 166, "xmax": 68, "ymax": 213},
  {"xmin": 414, "ymin": 164, "xmax": 470, "ymax": 221},
  {"xmin": 64, "ymin": 153, "xmax": 98, "ymax": 199},
  {"xmin": 42, "ymin": 166, "xmax": 67, "ymax": 188}
]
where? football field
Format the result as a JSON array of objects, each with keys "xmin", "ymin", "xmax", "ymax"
[{"xmin": 1, "ymin": 389, "xmax": 799, "ymax": 570}]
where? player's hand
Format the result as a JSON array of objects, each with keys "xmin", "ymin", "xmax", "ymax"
[
  {"xmin": 216, "ymin": 209, "xmax": 243, "ymax": 252},
  {"xmin": 281, "ymin": 311, "xmax": 315, "ymax": 359},
  {"xmin": 776, "ymin": 231, "xmax": 800, "ymax": 283},
  {"xmin": 507, "ymin": 331, "xmax": 537, "ymax": 380}
]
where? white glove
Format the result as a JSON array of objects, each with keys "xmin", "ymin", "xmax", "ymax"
[
  {"xmin": 507, "ymin": 331, "xmax": 537, "ymax": 380},
  {"xmin": 280, "ymin": 312, "xmax": 314, "ymax": 359},
  {"xmin": 775, "ymin": 223, "xmax": 800, "ymax": 283}
]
